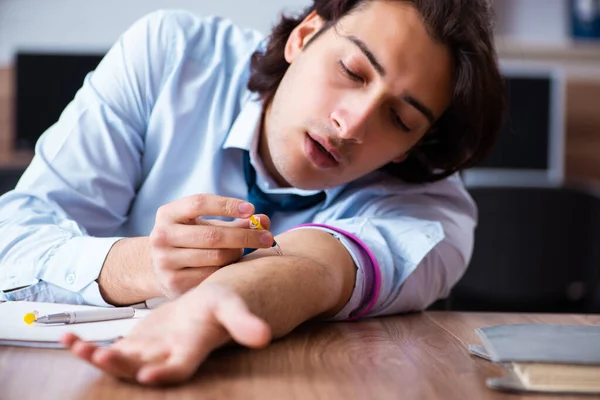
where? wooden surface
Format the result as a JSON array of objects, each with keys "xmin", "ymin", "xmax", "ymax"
[
  {"xmin": 565, "ymin": 80, "xmax": 600, "ymax": 182},
  {"xmin": 0, "ymin": 67, "xmax": 32, "ymax": 168},
  {"xmin": 496, "ymin": 38, "xmax": 600, "ymax": 65},
  {"xmin": 0, "ymin": 67, "xmax": 14, "ymax": 162},
  {"xmin": 1, "ymin": 312, "xmax": 599, "ymax": 400}
]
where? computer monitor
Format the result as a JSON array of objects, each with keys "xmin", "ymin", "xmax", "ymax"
[
  {"xmin": 462, "ymin": 62, "xmax": 566, "ymax": 187},
  {"xmin": 15, "ymin": 52, "xmax": 105, "ymax": 150}
]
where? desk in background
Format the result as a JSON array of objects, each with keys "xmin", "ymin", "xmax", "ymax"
[{"xmin": 1, "ymin": 312, "xmax": 599, "ymax": 400}]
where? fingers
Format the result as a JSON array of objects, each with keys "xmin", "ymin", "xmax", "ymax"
[
  {"xmin": 60, "ymin": 333, "xmax": 142, "ymax": 381},
  {"xmin": 256, "ymin": 214, "xmax": 271, "ymax": 231},
  {"xmin": 210, "ymin": 214, "xmax": 271, "ymax": 231},
  {"xmin": 152, "ymin": 224, "xmax": 274, "ymax": 250},
  {"xmin": 136, "ymin": 351, "xmax": 205, "ymax": 385},
  {"xmin": 90, "ymin": 346, "xmax": 144, "ymax": 380},
  {"xmin": 135, "ymin": 287, "xmax": 271, "ymax": 386},
  {"xmin": 61, "ymin": 333, "xmax": 97, "ymax": 363},
  {"xmin": 155, "ymin": 247, "xmax": 243, "ymax": 268},
  {"xmin": 112, "ymin": 339, "xmax": 170, "ymax": 364},
  {"xmin": 157, "ymin": 194, "xmax": 254, "ymax": 224},
  {"xmin": 132, "ymin": 316, "xmax": 229, "ymax": 385},
  {"xmin": 63, "ymin": 335, "xmax": 201, "ymax": 386},
  {"xmin": 60, "ymin": 332, "xmax": 78, "ymax": 347},
  {"xmin": 214, "ymin": 295, "xmax": 272, "ymax": 348}
]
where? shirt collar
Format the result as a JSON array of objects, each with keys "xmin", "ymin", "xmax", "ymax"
[
  {"xmin": 222, "ymin": 93, "xmax": 345, "ymax": 205},
  {"xmin": 222, "ymin": 93, "xmax": 262, "ymax": 152}
]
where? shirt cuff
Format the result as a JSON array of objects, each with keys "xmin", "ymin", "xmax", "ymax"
[
  {"xmin": 287, "ymin": 224, "xmax": 379, "ymax": 321},
  {"xmin": 37, "ymin": 236, "xmax": 123, "ymax": 306}
]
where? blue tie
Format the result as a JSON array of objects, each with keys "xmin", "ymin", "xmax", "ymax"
[
  {"xmin": 243, "ymin": 151, "xmax": 326, "ymax": 217},
  {"xmin": 242, "ymin": 151, "xmax": 325, "ymax": 254}
]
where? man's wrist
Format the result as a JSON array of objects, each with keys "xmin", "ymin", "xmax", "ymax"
[{"xmin": 98, "ymin": 237, "xmax": 161, "ymax": 305}]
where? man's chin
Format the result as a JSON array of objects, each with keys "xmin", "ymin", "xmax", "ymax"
[
  {"xmin": 273, "ymin": 158, "xmax": 339, "ymax": 190},
  {"xmin": 277, "ymin": 171, "xmax": 318, "ymax": 190},
  {"xmin": 284, "ymin": 173, "xmax": 339, "ymax": 191}
]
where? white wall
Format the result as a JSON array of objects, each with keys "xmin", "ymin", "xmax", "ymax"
[
  {"xmin": 0, "ymin": 0, "xmax": 308, "ymax": 66},
  {"xmin": 493, "ymin": 0, "xmax": 569, "ymax": 43}
]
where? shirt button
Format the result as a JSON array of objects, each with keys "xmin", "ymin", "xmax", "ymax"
[{"xmin": 66, "ymin": 273, "xmax": 76, "ymax": 285}]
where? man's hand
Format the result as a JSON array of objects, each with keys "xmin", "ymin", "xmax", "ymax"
[
  {"xmin": 149, "ymin": 194, "xmax": 273, "ymax": 298},
  {"xmin": 61, "ymin": 282, "xmax": 271, "ymax": 385},
  {"xmin": 98, "ymin": 194, "xmax": 274, "ymax": 305}
]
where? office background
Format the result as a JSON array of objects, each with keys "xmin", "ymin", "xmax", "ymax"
[
  {"xmin": 1, "ymin": 0, "xmax": 600, "ymax": 313},
  {"xmin": 0, "ymin": 0, "xmax": 582, "ymax": 67}
]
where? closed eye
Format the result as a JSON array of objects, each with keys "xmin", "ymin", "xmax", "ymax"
[
  {"xmin": 391, "ymin": 110, "xmax": 411, "ymax": 133},
  {"xmin": 339, "ymin": 61, "xmax": 410, "ymax": 133},
  {"xmin": 338, "ymin": 61, "xmax": 364, "ymax": 83}
]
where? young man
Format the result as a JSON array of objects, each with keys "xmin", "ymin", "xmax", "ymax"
[{"xmin": 0, "ymin": 0, "xmax": 503, "ymax": 384}]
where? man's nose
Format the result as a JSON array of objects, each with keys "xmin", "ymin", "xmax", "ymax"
[{"xmin": 329, "ymin": 97, "xmax": 377, "ymax": 143}]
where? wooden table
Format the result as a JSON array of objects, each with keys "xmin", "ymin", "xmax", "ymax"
[{"xmin": 1, "ymin": 312, "xmax": 599, "ymax": 400}]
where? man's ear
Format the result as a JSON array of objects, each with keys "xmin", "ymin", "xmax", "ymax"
[
  {"xmin": 391, "ymin": 153, "xmax": 408, "ymax": 163},
  {"xmin": 284, "ymin": 11, "xmax": 326, "ymax": 63}
]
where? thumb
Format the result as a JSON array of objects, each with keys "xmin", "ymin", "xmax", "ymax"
[{"xmin": 214, "ymin": 294, "xmax": 271, "ymax": 348}]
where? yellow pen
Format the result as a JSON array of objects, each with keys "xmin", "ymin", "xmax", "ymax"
[{"xmin": 249, "ymin": 215, "xmax": 283, "ymax": 256}]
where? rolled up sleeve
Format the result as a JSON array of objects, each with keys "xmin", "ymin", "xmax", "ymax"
[
  {"xmin": 323, "ymin": 217, "xmax": 444, "ymax": 318},
  {"xmin": 305, "ymin": 173, "xmax": 477, "ymax": 319}
]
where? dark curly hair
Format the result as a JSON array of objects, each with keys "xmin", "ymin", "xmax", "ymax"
[{"xmin": 247, "ymin": 0, "xmax": 505, "ymax": 183}]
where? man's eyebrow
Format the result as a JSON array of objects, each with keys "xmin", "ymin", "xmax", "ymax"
[
  {"xmin": 345, "ymin": 35, "xmax": 386, "ymax": 76},
  {"xmin": 402, "ymin": 94, "xmax": 436, "ymax": 124}
]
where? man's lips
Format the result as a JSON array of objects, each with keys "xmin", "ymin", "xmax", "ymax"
[
  {"xmin": 304, "ymin": 135, "xmax": 339, "ymax": 169},
  {"xmin": 307, "ymin": 133, "xmax": 342, "ymax": 164}
]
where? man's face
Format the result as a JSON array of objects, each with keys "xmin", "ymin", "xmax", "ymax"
[{"xmin": 260, "ymin": 1, "xmax": 453, "ymax": 190}]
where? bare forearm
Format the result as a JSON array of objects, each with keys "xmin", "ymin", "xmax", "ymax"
[
  {"xmin": 98, "ymin": 237, "xmax": 160, "ymax": 305},
  {"xmin": 63, "ymin": 229, "xmax": 357, "ymax": 385},
  {"xmin": 203, "ymin": 230, "xmax": 356, "ymax": 338}
]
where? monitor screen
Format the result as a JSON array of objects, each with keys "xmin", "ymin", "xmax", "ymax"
[
  {"xmin": 479, "ymin": 77, "xmax": 551, "ymax": 170},
  {"xmin": 15, "ymin": 52, "xmax": 105, "ymax": 150},
  {"xmin": 462, "ymin": 64, "xmax": 565, "ymax": 187}
]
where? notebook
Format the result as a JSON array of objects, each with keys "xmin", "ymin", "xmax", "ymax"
[
  {"xmin": 0, "ymin": 301, "xmax": 151, "ymax": 348},
  {"xmin": 470, "ymin": 324, "xmax": 600, "ymax": 395}
]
